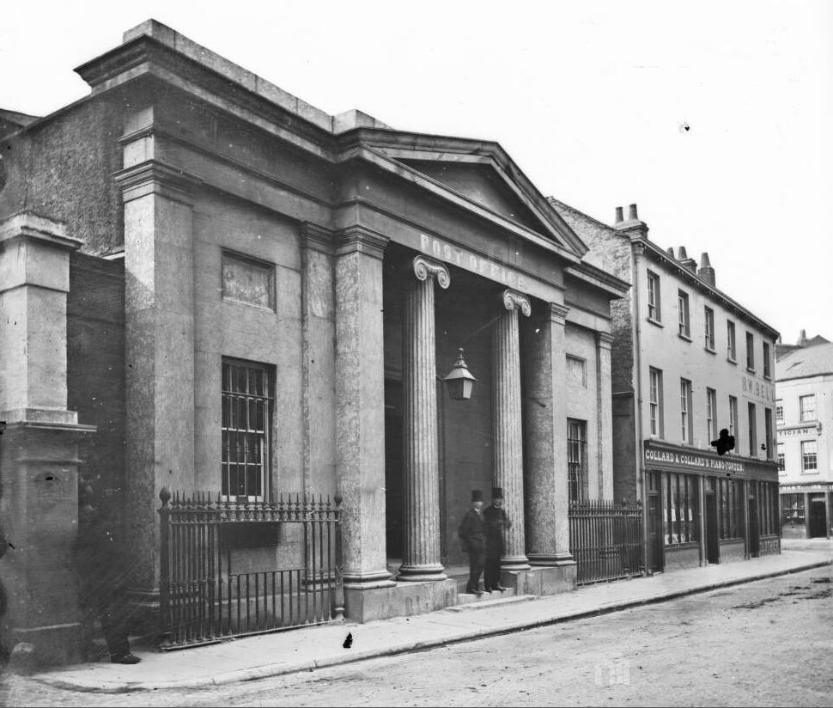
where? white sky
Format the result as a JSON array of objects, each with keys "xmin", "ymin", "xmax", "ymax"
[{"xmin": 2, "ymin": 0, "xmax": 831, "ymax": 343}]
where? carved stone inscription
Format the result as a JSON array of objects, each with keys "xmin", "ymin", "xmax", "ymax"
[{"xmin": 222, "ymin": 251, "xmax": 275, "ymax": 310}]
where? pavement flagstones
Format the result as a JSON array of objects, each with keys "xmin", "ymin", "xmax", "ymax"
[{"xmin": 18, "ymin": 543, "xmax": 832, "ymax": 694}]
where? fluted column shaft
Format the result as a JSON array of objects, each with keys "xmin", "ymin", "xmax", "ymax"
[
  {"xmin": 493, "ymin": 289, "xmax": 531, "ymax": 570},
  {"xmin": 398, "ymin": 256, "xmax": 449, "ymax": 581}
]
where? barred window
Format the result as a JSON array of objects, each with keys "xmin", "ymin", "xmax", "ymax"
[
  {"xmin": 221, "ymin": 360, "xmax": 271, "ymax": 500},
  {"xmin": 567, "ymin": 419, "xmax": 587, "ymax": 504},
  {"xmin": 801, "ymin": 440, "xmax": 818, "ymax": 472},
  {"xmin": 664, "ymin": 472, "xmax": 698, "ymax": 545}
]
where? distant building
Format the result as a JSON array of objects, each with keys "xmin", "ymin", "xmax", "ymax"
[
  {"xmin": 776, "ymin": 335, "xmax": 833, "ymax": 539},
  {"xmin": 551, "ymin": 199, "xmax": 781, "ymax": 573}
]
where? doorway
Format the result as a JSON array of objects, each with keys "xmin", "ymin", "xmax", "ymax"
[
  {"xmin": 809, "ymin": 496, "xmax": 827, "ymax": 538},
  {"xmin": 705, "ymin": 492, "xmax": 720, "ymax": 564},
  {"xmin": 748, "ymin": 497, "xmax": 760, "ymax": 558},
  {"xmin": 646, "ymin": 472, "xmax": 663, "ymax": 573},
  {"xmin": 385, "ymin": 379, "xmax": 404, "ymax": 560}
]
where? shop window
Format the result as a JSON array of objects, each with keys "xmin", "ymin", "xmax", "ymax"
[
  {"xmin": 649, "ymin": 367, "xmax": 664, "ymax": 438},
  {"xmin": 663, "ymin": 472, "xmax": 698, "ymax": 545},
  {"xmin": 678, "ymin": 290, "xmax": 691, "ymax": 339},
  {"xmin": 719, "ymin": 478, "xmax": 744, "ymax": 539},
  {"xmin": 704, "ymin": 307, "xmax": 715, "ymax": 351},
  {"xmin": 781, "ymin": 493, "xmax": 805, "ymax": 527},
  {"xmin": 221, "ymin": 359, "xmax": 271, "ymax": 500},
  {"xmin": 799, "ymin": 395, "xmax": 816, "ymax": 422},
  {"xmin": 726, "ymin": 320, "xmax": 737, "ymax": 362},
  {"xmin": 647, "ymin": 270, "xmax": 661, "ymax": 322},
  {"xmin": 567, "ymin": 419, "xmax": 587, "ymax": 503},
  {"xmin": 801, "ymin": 440, "xmax": 818, "ymax": 472}
]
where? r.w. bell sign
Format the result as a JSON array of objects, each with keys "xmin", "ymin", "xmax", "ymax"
[{"xmin": 645, "ymin": 446, "xmax": 744, "ymax": 474}]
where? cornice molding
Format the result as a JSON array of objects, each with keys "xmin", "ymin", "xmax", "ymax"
[
  {"xmin": 113, "ymin": 160, "xmax": 202, "ymax": 205},
  {"xmin": 335, "ymin": 225, "xmax": 389, "ymax": 260},
  {"xmin": 502, "ymin": 289, "xmax": 532, "ymax": 317},
  {"xmin": 412, "ymin": 255, "xmax": 450, "ymax": 289}
]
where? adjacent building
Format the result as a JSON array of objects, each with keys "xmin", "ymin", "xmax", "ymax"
[
  {"xmin": 776, "ymin": 334, "xmax": 833, "ymax": 539},
  {"xmin": 0, "ymin": 21, "xmax": 629, "ymax": 663},
  {"xmin": 551, "ymin": 200, "xmax": 781, "ymax": 572}
]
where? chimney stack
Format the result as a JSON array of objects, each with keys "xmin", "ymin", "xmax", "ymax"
[
  {"xmin": 677, "ymin": 246, "xmax": 697, "ymax": 273},
  {"xmin": 666, "ymin": 247, "xmax": 676, "ymax": 258},
  {"xmin": 798, "ymin": 329, "xmax": 807, "ymax": 346},
  {"xmin": 614, "ymin": 202, "xmax": 649, "ymax": 240},
  {"xmin": 697, "ymin": 252, "xmax": 716, "ymax": 286}
]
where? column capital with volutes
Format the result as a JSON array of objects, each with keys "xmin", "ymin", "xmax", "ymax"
[
  {"xmin": 412, "ymin": 255, "xmax": 451, "ymax": 289},
  {"xmin": 502, "ymin": 289, "xmax": 531, "ymax": 317}
]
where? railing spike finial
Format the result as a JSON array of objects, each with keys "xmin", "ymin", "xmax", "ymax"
[{"xmin": 160, "ymin": 486, "xmax": 171, "ymax": 506}]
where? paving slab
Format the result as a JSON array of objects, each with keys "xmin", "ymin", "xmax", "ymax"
[{"xmin": 24, "ymin": 548, "xmax": 831, "ymax": 694}]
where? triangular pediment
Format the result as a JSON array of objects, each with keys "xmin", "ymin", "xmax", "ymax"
[{"xmin": 360, "ymin": 136, "xmax": 588, "ymax": 259}]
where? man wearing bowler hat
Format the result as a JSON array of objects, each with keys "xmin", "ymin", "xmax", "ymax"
[
  {"xmin": 483, "ymin": 487, "xmax": 511, "ymax": 592},
  {"xmin": 457, "ymin": 490, "xmax": 486, "ymax": 596}
]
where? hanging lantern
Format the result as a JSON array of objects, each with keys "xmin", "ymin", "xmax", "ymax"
[{"xmin": 443, "ymin": 348, "xmax": 477, "ymax": 401}]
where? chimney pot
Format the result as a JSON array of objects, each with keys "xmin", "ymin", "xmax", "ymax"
[
  {"xmin": 699, "ymin": 252, "xmax": 711, "ymax": 268},
  {"xmin": 677, "ymin": 246, "xmax": 688, "ymax": 260},
  {"xmin": 666, "ymin": 247, "xmax": 676, "ymax": 258},
  {"xmin": 628, "ymin": 204, "xmax": 638, "ymax": 220},
  {"xmin": 615, "ymin": 206, "xmax": 624, "ymax": 224},
  {"xmin": 697, "ymin": 251, "xmax": 716, "ymax": 286}
]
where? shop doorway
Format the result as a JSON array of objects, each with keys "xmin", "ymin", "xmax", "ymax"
[
  {"xmin": 748, "ymin": 497, "xmax": 760, "ymax": 558},
  {"xmin": 705, "ymin": 492, "xmax": 720, "ymax": 564},
  {"xmin": 646, "ymin": 472, "xmax": 663, "ymax": 573},
  {"xmin": 385, "ymin": 379, "xmax": 404, "ymax": 560},
  {"xmin": 809, "ymin": 496, "xmax": 828, "ymax": 538}
]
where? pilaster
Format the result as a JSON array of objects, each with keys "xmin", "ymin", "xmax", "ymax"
[
  {"xmin": 114, "ymin": 132, "xmax": 200, "ymax": 598},
  {"xmin": 334, "ymin": 225, "xmax": 395, "ymax": 589},
  {"xmin": 398, "ymin": 256, "xmax": 449, "ymax": 582},
  {"xmin": 596, "ymin": 331, "xmax": 614, "ymax": 500}
]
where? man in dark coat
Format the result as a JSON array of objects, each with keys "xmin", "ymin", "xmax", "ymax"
[
  {"xmin": 483, "ymin": 487, "xmax": 511, "ymax": 592},
  {"xmin": 457, "ymin": 489, "xmax": 486, "ymax": 596},
  {"xmin": 75, "ymin": 482, "xmax": 141, "ymax": 664}
]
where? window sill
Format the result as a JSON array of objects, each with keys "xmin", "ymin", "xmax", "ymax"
[
  {"xmin": 678, "ymin": 332, "xmax": 693, "ymax": 343},
  {"xmin": 727, "ymin": 356, "xmax": 737, "ymax": 365},
  {"xmin": 647, "ymin": 317, "xmax": 663, "ymax": 328},
  {"xmin": 704, "ymin": 346, "xmax": 716, "ymax": 355},
  {"xmin": 800, "ymin": 470, "xmax": 820, "ymax": 475},
  {"xmin": 746, "ymin": 367, "xmax": 756, "ymax": 374},
  {"xmin": 763, "ymin": 374, "xmax": 772, "ymax": 381}
]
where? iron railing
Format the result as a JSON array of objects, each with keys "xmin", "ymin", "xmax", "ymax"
[
  {"xmin": 569, "ymin": 500, "xmax": 644, "ymax": 585},
  {"xmin": 158, "ymin": 489, "xmax": 343, "ymax": 649}
]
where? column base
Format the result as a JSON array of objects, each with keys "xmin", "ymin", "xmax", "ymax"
[
  {"xmin": 500, "ymin": 555, "xmax": 531, "ymax": 571},
  {"xmin": 396, "ymin": 564, "xmax": 448, "ymax": 582},
  {"xmin": 344, "ymin": 578, "xmax": 458, "ymax": 622},
  {"xmin": 501, "ymin": 565, "xmax": 577, "ymax": 596},
  {"xmin": 342, "ymin": 569, "xmax": 396, "ymax": 590},
  {"xmin": 528, "ymin": 552, "xmax": 575, "ymax": 566},
  {"xmin": 3, "ymin": 622, "xmax": 83, "ymax": 669}
]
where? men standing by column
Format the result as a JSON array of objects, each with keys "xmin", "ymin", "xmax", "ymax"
[
  {"xmin": 457, "ymin": 490, "xmax": 486, "ymax": 596},
  {"xmin": 483, "ymin": 487, "xmax": 511, "ymax": 592}
]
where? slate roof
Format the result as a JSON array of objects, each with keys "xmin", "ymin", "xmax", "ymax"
[{"xmin": 776, "ymin": 342, "xmax": 833, "ymax": 381}]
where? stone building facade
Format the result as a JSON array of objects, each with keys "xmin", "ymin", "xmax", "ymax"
[
  {"xmin": 551, "ymin": 199, "xmax": 781, "ymax": 573},
  {"xmin": 776, "ymin": 337, "xmax": 833, "ymax": 539},
  {"xmin": 0, "ymin": 21, "xmax": 627, "ymax": 663}
]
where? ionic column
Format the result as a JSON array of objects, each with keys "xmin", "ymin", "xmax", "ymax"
[
  {"xmin": 493, "ymin": 289, "xmax": 531, "ymax": 570},
  {"xmin": 398, "ymin": 256, "xmax": 449, "ymax": 581}
]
